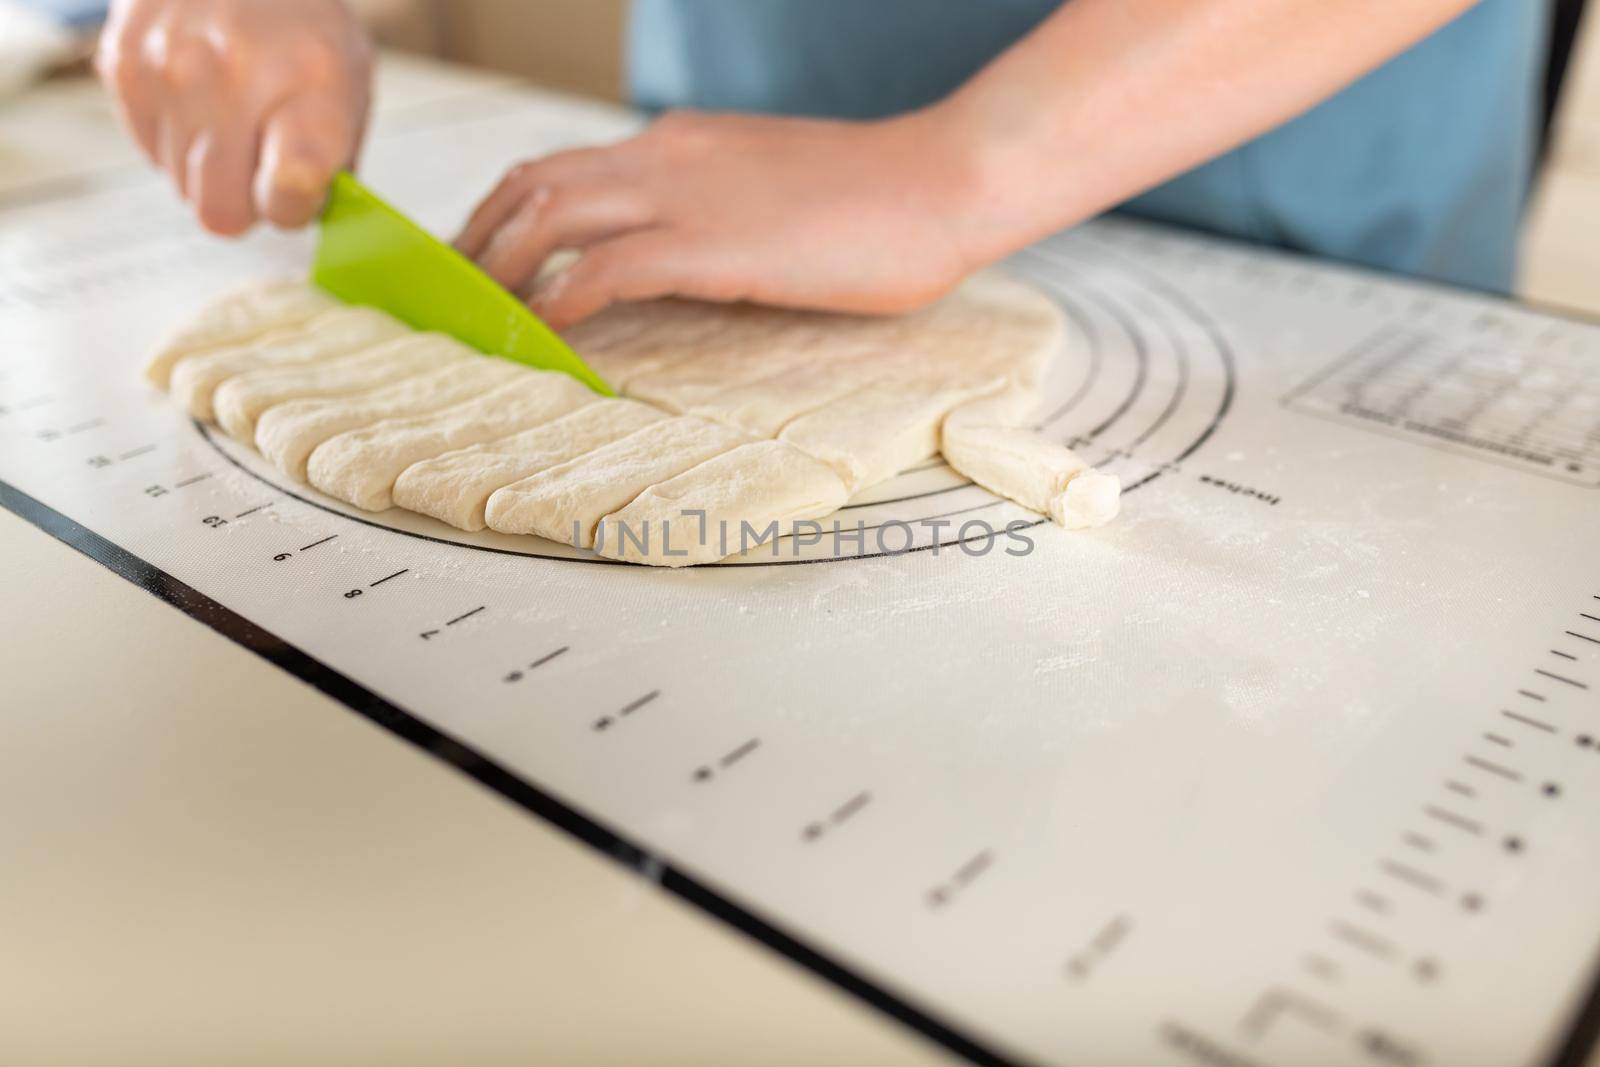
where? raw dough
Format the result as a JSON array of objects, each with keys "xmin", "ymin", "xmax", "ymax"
[
  {"xmin": 168, "ymin": 306, "xmax": 407, "ymax": 421},
  {"xmin": 623, "ymin": 318, "xmax": 868, "ymax": 414},
  {"xmin": 146, "ymin": 279, "xmax": 339, "ymax": 388},
  {"xmin": 943, "ymin": 381, "xmax": 1045, "ymax": 430},
  {"xmin": 891, "ymin": 273, "xmax": 1065, "ymax": 388},
  {"xmin": 149, "ymin": 267, "xmax": 1115, "ymax": 565},
  {"xmin": 597, "ymin": 440, "xmax": 849, "ymax": 567},
  {"xmin": 570, "ymin": 300, "xmax": 758, "ymax": 388},
  {"xmin": 255, "ymin": 348, "xmax": 521, "ymax": 481},
  {"xmin": 781, "ymin": 373, "xmax": 1007, "ymax": 493},
  {"xmin": 307, "ymin": 371, "xmax": 597, "ymax": 511},
  {"xmin": 484, "ymin": 416, "xmax": 750, "ymax": 548},
  {"xmin": 1052, "ymin": 470, "xmax": 1123, "ymax": 529},
  {"xmin": 625, "ymin": 346, "xmax": 816, "ymax": 415},
  {"xmin": 687, "ymin": 347, "xmax": 923, "ymax": 437},
  {"xmin": 213, "ymin": 331, "xmax": 469, "ymax": 442},
  {"xmin": 941, "ymin": 390, "xmax": 1123, "ymax": 529},
  {"xmin": 393, "ymin": 398, "xmax": 667, "ymax": 532}
]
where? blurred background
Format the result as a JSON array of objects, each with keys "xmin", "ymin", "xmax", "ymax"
[
  {"xmin": 4, "ymin": 0, "xmax": 1597, "ymax": 314},
  {"xmin": 352, "ymin": 0, "xmax": 628, "ymax": 102}
]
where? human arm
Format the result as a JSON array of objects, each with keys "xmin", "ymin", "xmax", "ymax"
[{"xmin": 457, "ymin": 0, "xmax": 1479, "ymax": 329}]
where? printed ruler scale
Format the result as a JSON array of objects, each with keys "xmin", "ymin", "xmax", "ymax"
[{"xmin": 2, "ymin": 79, "xmax": 1599, "ymax": 1067}]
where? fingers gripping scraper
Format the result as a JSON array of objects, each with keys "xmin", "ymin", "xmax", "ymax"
[{"xmin": 312, "ymin": 172, "xmax": 613, "ymax": 395}]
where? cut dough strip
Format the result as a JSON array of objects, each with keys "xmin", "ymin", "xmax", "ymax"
[
  {"xmin": 688, "ymin": 347, "xmax": 923, "ymax": 438},
  {"xmin": 781, "ymin": 374, "xmax": 1006, "ymax": 494},
  {"xmin": 484, "ymin": 416, "xmax": 750, "ymax": 548},
  {"xmin": 213, "ymin": 332, "xmax": 471, "ymax": 443},
  {"xmin": 626, "ymin": 352, "xmax": 798, "ymax": 416},
  {"xmin": 570, "ymin": 300, "xmax": 754, "ymax": 389},
  {"xmin": 146, "ymin": 279, "xmax": 339, "ymax": 388},
  {"xmin": 307, "ymin": 371, "xmax": 598, "ymax": 511},
  {"xmin": 255, "ymin": 350, "xmax": 522, "ymax": 481},
  {"xmin": 1049, "ymin": 470, "xmax": 1122, "ymax": 530},
  {"xmin": 149, "ymin": 267, "xmax": 1113, "ymax": 565},
  {"xmin": 168, "ymin": 306, "xmax": 408, "ymax": 422},
  {"xmin": 597, "ymin": 440, "xmax": 848, "ymax": 568},
  {"xmin": 941, "ymin": 391, "xmax": 1122, "ymax": 529},
  {"xmin": 393, "ymin": 398, "xmax": 668, "ymax": 532},
  {"xmin": 624, "ymin": 319, "xmax": 862, "ymax": 415}
]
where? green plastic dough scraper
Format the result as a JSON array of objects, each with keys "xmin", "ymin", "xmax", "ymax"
[{"xmin": 312, "ymin": 171, "xmax": 613, "ymax": 396}]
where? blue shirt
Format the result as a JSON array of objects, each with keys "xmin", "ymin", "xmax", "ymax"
[
  {"xmin": 15, "ymin": 0, "xmax": 108, "ymax": 28},
  {"xmin": 629, "ymin": 1, "xmax": 1548, "ymax": 292}
]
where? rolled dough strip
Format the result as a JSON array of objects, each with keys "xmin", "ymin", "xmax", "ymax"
[
  {"xmin": 941, "ymin": 422, "xmax": 1089, "ymax": 516},
  {"xmin": 781, "ymin": 374, "xmax": 1006, "ymax": 494},
  {"xmin": 484, "ymin": 416, "xmax": 750, "ymax": 548},
  {"xmin": 213, "ymin": 332, "xmax": 470, "ymax": 442},
  {"xmin": 596, "ymin": 440, "xmax": 849, "ymax": 567},
  {"xmin": 1051, "ymin": 470, "xmax": 1123, "ymax": 529},
  {"xmin": 146, "ymin": 280, "xmax": 339, "ymax": 388},
  {"xmin": 168, "ymin": 307, "xmax": 408, "ymax": 422},
  {"xmin": 940, "ymin": 392, "xmax": 1122, "ymax": 529},
  {"xmin": 393, "ymin": 398, "xmax": 668, "ymax": 532},
  {"xmin": 256, "ymin": 352, "xmax": 521, "ymax": 481},
  {"xmin": 307, "ymin": 371, "xmax": 598, "ymax": 511}
]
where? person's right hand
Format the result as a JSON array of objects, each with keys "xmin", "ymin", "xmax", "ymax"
[{"xmin": 97, "ymin": 0, "xmax": 373, "ymax": 236}]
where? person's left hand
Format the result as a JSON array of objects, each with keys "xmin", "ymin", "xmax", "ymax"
[{"xmin": 454, "ymin": 110, "xmax": 980, "ymax": 330}]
